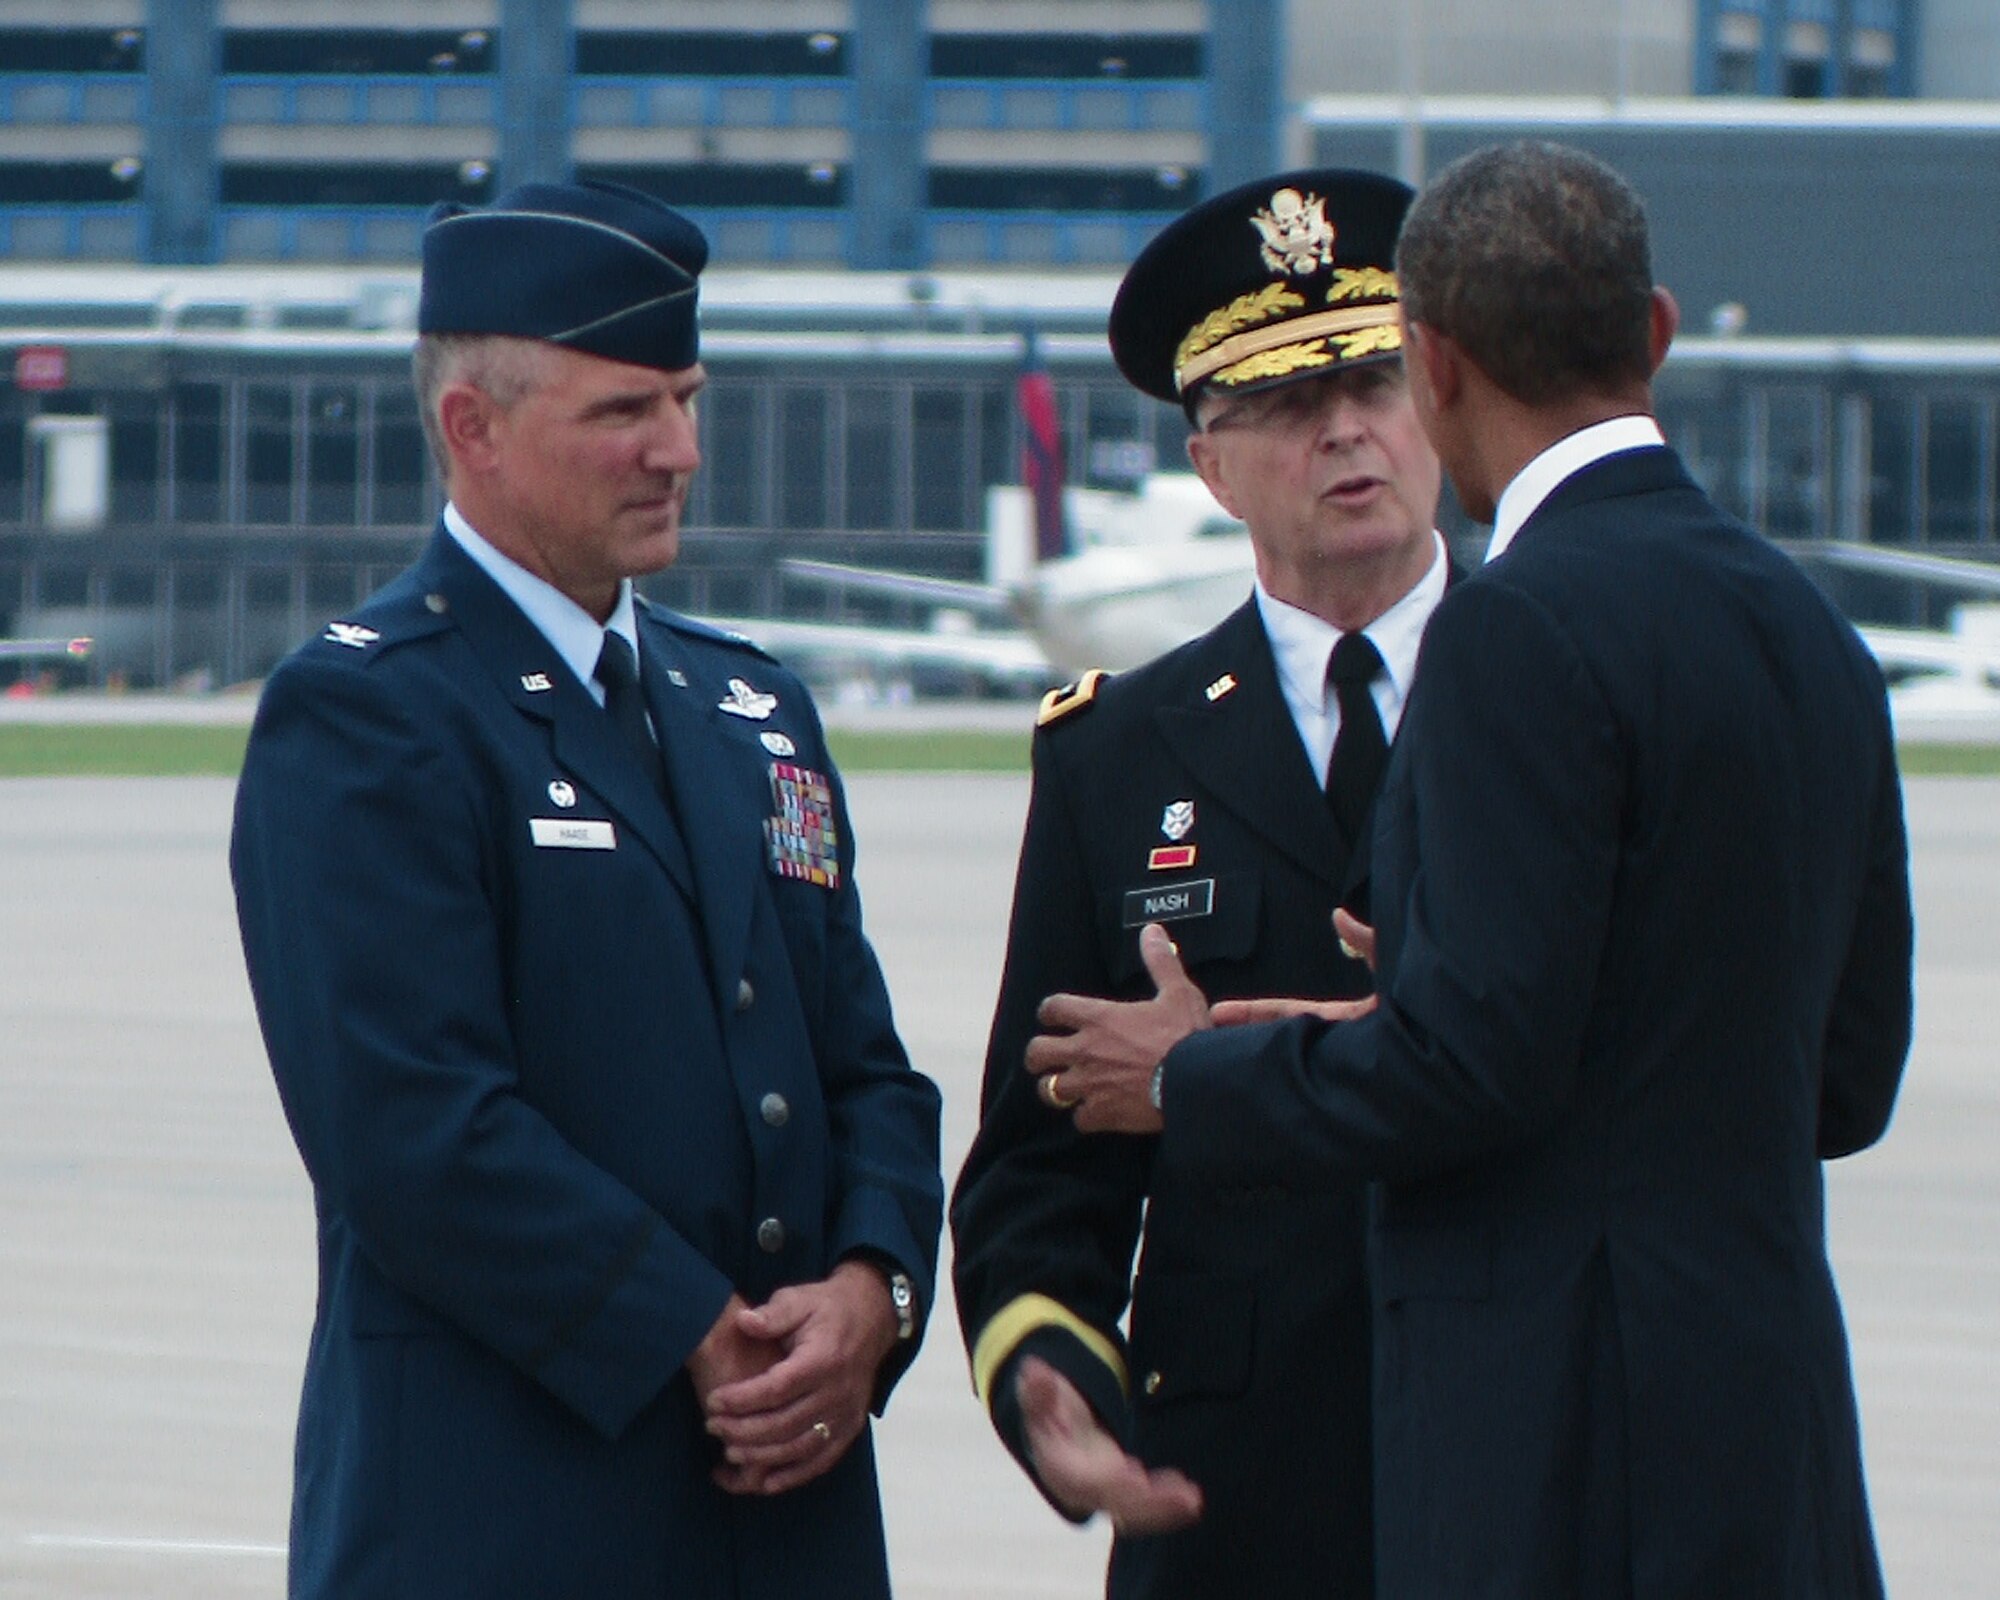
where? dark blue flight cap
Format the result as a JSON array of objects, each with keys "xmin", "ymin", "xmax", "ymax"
[{"xmin": 419, "ymin": 179, "xmax": 708, "ymax": 372}]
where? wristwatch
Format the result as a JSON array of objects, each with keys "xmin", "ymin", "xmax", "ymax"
[
  {"xmin": 885, "ymin": 1270, "xmax": 917, "ymax": 1343},
  {"xmin": 1149, "ymin": 1062, "xmax": 1165, "ymax": 1112}
]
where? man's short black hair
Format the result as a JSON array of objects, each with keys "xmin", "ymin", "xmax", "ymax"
[{"xmin": 1396, "ymin": 141, "xmax": 1655, "ymax": 406}]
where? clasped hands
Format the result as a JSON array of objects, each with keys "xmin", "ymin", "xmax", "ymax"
[
  {"xmin": 689, "ymin": 1260, "xmax": 898, "ymax": 1496},
  {"xmin": 1026, "ymin": 910, "xmax": 1379, "ymax": 1135}
]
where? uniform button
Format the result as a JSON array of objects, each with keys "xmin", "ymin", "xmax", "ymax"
[
  {"xmin": 735, "ymin": 978, "xmax": 755, "ymax": 1012},
  {"xmin": 1143, "ymin": 1370, "xmax": 1163, "ymax": 1397},
  {"xmin": 424, "ymin": 592, "xmax": 448, "ymax": 614},
  {"xmin": 759, "ymin": 1092, "xmax": 790, "ymax": 1127},
  {"xmin": 756, "ymin": 1216, "xmax": 786, "ymax": 1253}
]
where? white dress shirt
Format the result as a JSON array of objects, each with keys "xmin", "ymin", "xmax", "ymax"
[
  {"xmin": 444, "ymin": 501, "xmax": 640, "ymax": 707},
  {"xmin": 1484, "ymin": 415, "xmax": 1667, "ymax": 564},
  {"xmin": 1255, "ymin": 530, "xmax": 1450, "ymax": 779}
]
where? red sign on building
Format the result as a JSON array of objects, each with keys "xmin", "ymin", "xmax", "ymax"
[{"xmin": 15, "ymin": 346, "xmax": 68, "ymax": 391}]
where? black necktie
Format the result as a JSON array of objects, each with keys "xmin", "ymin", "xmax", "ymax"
[
  {"xmin": 594, "ymin": 630, "xmax": 671, "ymax": 803},
  {"xmin": 1324, "ymin": 631, "xmax": 1389, "ymax": 844}
]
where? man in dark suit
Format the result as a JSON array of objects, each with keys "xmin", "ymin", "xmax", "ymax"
[
  {"xmin": 230, "ymin": 180, "xmax": 942, "ymax": 1600},
  {"xmin": 1022, "ymin": 141, "xmax": 1913, "ymax": 1599},
  {"xmin": 951, "ymin": 170, "xmax": 1449, "ymax": 1598}
]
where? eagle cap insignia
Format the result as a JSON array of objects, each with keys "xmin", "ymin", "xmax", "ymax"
[{"xmin": 1252, "ymin": 188, "xmax": 1336, "ymax": 277}]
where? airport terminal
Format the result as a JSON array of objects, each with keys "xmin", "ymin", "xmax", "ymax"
[{"xmin": 5, "ymin": 2, "xmax": 2000, "ymax": 688}]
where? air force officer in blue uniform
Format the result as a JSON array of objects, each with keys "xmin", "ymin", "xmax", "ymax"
[
  {"xmin": 231, "ymin": 181, "xmax": 943, "ymax": 1600},
  {"xmin": 1023, "ymin": 143, "xmax": 1912, "ymax": 1598}
]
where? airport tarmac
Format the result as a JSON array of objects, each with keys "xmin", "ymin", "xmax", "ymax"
[{"xmin": 0, "ymin": 771, "xmax": 1994, "ymax": 1599}]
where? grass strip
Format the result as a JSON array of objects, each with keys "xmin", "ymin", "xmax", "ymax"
[
  {"xmin": 1896, "ymin": 743, "xmax": 2000, "ymax": 777},
  {"xmin": 2, "ymin": 724, "xmax": 1993, "ymax": 779},
  {"xmin": 0, "ymin": 722, "xmax": 1030, "ymax": 778}
]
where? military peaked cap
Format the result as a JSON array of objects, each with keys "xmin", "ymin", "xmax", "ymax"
[{"xmin": 1109, "ymin": 167, "xmax": 1414, "ymax": 406}]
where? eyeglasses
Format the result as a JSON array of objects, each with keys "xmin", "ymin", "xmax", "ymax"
[{"xmin": 1202, "ymin": 365, "xmax": 1407, "ymax": 437}]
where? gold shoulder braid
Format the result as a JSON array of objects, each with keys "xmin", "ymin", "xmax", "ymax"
[
  {"xmin": 1036, "ymin": 669, "xmax": 1108, "ymax": 728},
  {"xmin": 1173, "ymin": 284, "xmax": 1305, "ymax": 374}
]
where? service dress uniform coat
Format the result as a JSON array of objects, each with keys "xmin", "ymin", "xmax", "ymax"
[
  {"xmin": 231, "ymin": 528, "xmax": 943, "ymax": 1600},
  {"xmin": 951, "ymin": 597, "xmax": 1386, "ymax": 1600},
  {"xmin": 1163, "ymin": 446, "xmax": 1913, "ymax": 1599}
]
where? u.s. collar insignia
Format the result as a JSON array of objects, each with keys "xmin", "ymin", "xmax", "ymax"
[
  {"xmin": 719, "ymin": 677, "xmax": 777, "ymax": 720},
  {"xmin": 1204, "ymin": 673, "xmax": 1238, "ymax": 702},
  {"xmin": 547, "ymin": 780, "xmax": 577, "ymax": 808},
  {"xmin": 1252, "ymin": 187, "xmax": 1335, "ymax": 276},
  {"xmin": 760, "ymin": 730, "xmax": 797, "ymax": 757},
  {"xmin": 520, "ymin": 671, "xmax": 552, "ymax": 693},
  {"xmin": 1161, "ymin": 800, "xmax": 1196, "ymax": 841},
  {"xmin": 324, "ymin": 621, "xmax": 379, "ymax": 649}
]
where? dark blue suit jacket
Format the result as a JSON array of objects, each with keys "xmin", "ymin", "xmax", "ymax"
[
  {"xmin": 1162, "ymin": 447, "xmax": 1912, "ymax": 1599},
  {"xmin": 231, "ymin": 528, "xmax": 942, "ymax": 1599}
]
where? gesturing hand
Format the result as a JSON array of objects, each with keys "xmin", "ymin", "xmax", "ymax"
[
  {"xmin": 1025, "ymin": 923, "xmax": 1209, "ymax": 1135},
  {"xmin": 1016, "ymin": 1356, "xmax": 1203, "ymax": 1536},
  {"xmin": 1210, "ymin": 909, "xmax": 1380, "ymax": 1027},
  {"xmin": 703, "ymin": 1262, "xmax": 898, "ymax": 1496}
]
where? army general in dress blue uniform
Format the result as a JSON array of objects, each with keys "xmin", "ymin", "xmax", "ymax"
[
  {"xmin": 951, "ymin": 170, "xmax": 1452, "ymax": 1599},
  {"xmin": 231, "ymin": 181, "xmax": 943, "ymax": 1600}
]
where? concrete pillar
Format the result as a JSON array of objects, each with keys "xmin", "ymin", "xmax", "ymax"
[
  {"xmin": 851, "ymin": 0, "xmax": 926, "ymax": 269},
  {"xmin": 143, "ymin": 0, "xmax": 219, "ymax": 263},
  {"xmin": 1207, "ymin": 0, "xmax": 1283, "ymax": 195},
  {"xmin": 500, "ymin": 0, "xmax": 574, "ymax": 189}
]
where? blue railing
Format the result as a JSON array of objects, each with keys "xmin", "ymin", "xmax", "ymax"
[
  {"xmin": 924, "ymin": 210, "xmax": 1174, "ymax": 267},
  {"xmin": 217, "ymin": 75, "xmax": 495, "ymax": 126},
  {"xmin": 573, "ymin": 78, "xmax": 853, "ymax": 129},
  {"xmin": 927, "ymin": 79, "xmax": 1201, "ymax": 133},
  {"xmin": 0, "ymin": 74, "xmax": 145, "ymax": 125},
  {"xmin": 0, "ymin": 205, "xmax": 144, "ymax": 260},
  {"xmin": 0, "ymin": 201, "xmax": 1176, "ymax": 266},
  {"xmin": 210, "ymin": 206, "xmax": 855, "ymax": 265}
]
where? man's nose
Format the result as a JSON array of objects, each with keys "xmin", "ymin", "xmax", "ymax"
[
  {"xmin": 1314, "ymin": 391, "xmax": 1367, "ymax": 448},
  {"xmin": 646, "ymin": 403, "xmax": 701, "ymax": 472}
]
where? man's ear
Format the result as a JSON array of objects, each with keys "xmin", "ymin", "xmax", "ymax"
[
  {"xmin": 1647, "ymin": 287, "xmax": 1680, "ymax": 376},
  {"xmin": 1184, "ymin": 426, "xmax": 1241, "ymax": 520},
  {"xmin": 438, "ymin": 384, "xmax": 501, "ymax": 478},
  {"xmin": 1403, "ymin": 318, "xmax": 1460, "ymax": 412}
]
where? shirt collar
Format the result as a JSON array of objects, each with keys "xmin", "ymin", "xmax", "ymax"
[
  {"xmin": 444, "ymin": 502, "xmax": 638, "ymax": 698},
  {"xmin": 1484, "ymin": 414, "xmax": 1667, "ymax": 563},
  {"xmin": 1255, "ymin": 529, "xmax": 1448, "ymax": 723}
]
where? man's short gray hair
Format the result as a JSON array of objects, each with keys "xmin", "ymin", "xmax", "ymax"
[
  {"xmin": 411, "ymin": 332, "xmax": 554, "ymax": 480},
  {"xmin": 1395, "ymin": 141, "xmax": 1655, "ymax": 406}
]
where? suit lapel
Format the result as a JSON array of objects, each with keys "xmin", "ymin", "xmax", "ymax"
[
  {"xmin": 1154, "ymin": 599, "xmax": 1350, "ymax": 890},
  {"xmin": 638, "ymin": 611, "xmax": 766, "ymax": 1015},
  {"xmin": 420, "ymin": 531, "xmax": 698, "ymax": 901}
]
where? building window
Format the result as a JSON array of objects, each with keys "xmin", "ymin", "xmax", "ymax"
[
  {"xmin": 929, "ymin": 34, "xmax": 1201, "ymax": 80},
  {"xmin": 0, "ymin": 162, "xmax": 140, "ymax": 204},
  {"xmin": 574, "ymin": 32, "xmax": 846, "ymax": 77},
  {"xmin": 221, "ymin": 30, "xmax": 492, "ymax": 76},
  {"xmin": 220, "ymin": 164, "xmax": 491, "ymax": 207},
  {"xmin": 0, "ymin": 28, "xmax": 144, "ymax": 73},
  {"xmin": 929, "ymin": 167, "xmax": 1197, "ymax": 212}
]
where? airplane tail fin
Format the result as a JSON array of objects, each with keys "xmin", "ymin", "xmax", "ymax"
[{"xmin": 1017, "ymin": 327, "xmax": 1069, "ymax": 564}]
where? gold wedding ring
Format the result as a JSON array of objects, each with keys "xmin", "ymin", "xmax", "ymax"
[{"xmin": 1041, "ymin": 1072, "xmax": 1079, "ymax": 1110}]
